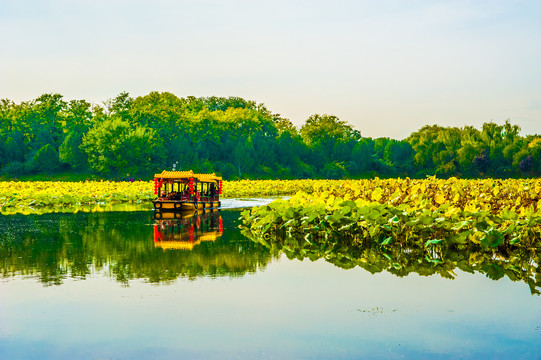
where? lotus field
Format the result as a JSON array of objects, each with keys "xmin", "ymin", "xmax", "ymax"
[
  {"xmin": 0, "ymin": 179, "xmax": 310, "ymax": 215},
  {"xmin": 0, "ymin": 179, "xmax": 309, "ymax": 214},
  {"xmin": 0, "ymin": 181, "xmax": 154, "ymax": 214},
  {"xmin": 240, "ymin": 178, "xmax": 541, "ymax": 251}
]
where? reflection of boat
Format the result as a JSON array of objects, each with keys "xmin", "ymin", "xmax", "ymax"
[
  {"xmin": 153, "ymin": 170, "xmax": 222, "ymax": 212},
  {"xmin": 154, "ymin": 210, "xmax": 223, "ymax": 250}
]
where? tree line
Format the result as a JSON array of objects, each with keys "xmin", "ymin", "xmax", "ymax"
[{"xmin": 0, "ymin": 92, "xmax": 539, "ymax": 180}]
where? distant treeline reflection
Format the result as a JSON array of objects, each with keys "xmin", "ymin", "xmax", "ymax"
[
  {"xmin": 1, "ymin": 210, "xmax": 539, "ymax": 294},
  {"xmin": 0, "ymin": 211, "xmax": 272, "ymax": 285}
]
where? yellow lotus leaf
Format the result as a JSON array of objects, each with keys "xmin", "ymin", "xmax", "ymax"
[
  {"xmin": 444, "ymin": 206, "xmax": 460, "ymax": 217},
  {"xmin": 326, "ymin": 195, "xmax": 335, "ymax": 206},
  {"xmin": 435, "ymin": 193, "xmax": 446, "ymax": 204},
  {"xmin": 371, "ymin": 187, "xmax": 383, "ymax": 202}
]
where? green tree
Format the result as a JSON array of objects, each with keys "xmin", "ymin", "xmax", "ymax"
[
  {"xmin": 104, "ymin": 92, "xmax": 133, "ymax": 121},
  {"xmin": 33, "ymin": 144, "xmax": 61, "ymax": 174},
  {"xmin": 322, "ymin": 161, "xmax": 347, "ymax": 179},
  {"xmin": 300, "ymin": 114, "xmax": 360, "ymax": 147},
  {"xmin": 478, "ymin": 120, "xmax": 521, "ymax": 176},
  {"xmin": 300, "ymin": 114, "xmax": 361, "ymax": 172},
  {"xmin": 59, "ymin": 130, "xmax": 87, "ymax": 170},
  {"xmin": 527, "ymin": 137, "xmax": 541, "ymax": 173},
  {"xmin": 0, "ymin": 99, "xmax": 16, "ymax": 136},
  {"xmin": 63, "ymin": 99, "xmax": 93, "ymax": 131},
  {"xmin": 2, "ymin": 131, "xmax": 25, "ymax": 164},
  {"xmin": 232, "ymin": 140, "xmax": 255, "ymax": 178},
  {"xmin": 384, "ymin": 140, "xmax": 414, "ymax": 174},
  {"xmin": 33, "ymin": 93, "xmax": 67, "ymax": 148},
  {"xmin": 81, "ymin": 118, "xmax": 163, "ymax": 178},
  {"xmin": 407, "ymin": 125, "xmax": 443, "ymax": 172}
]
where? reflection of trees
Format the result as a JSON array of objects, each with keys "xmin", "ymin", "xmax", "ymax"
[
  {"xmin": 3, "ymin": 209, "xmax": 538, "ymax": 294},
  {"xmin": 244, "ymin": 231, "xmax": 541, "ymax": 295},
  {"xmin": 0, "ymin": 211, "xmax": 272, "ymax": 285}
]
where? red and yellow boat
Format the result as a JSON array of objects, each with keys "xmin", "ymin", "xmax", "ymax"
[{"xmin": 153, "ymin": 170, "xmax": 222, "ymax": 214}]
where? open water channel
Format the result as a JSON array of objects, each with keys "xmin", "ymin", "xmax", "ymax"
[{"xmin": 0, "ymin": 199, "xmax": 540, "ymax": 359}]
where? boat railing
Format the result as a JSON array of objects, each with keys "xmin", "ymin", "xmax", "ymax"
[
  {"xmin": 199, "ymin": 195, "xmax": 220, "ymax": 203},
  {"xmin": 160, "ymin": 192, "xmax": 219, "ymax": 203}
]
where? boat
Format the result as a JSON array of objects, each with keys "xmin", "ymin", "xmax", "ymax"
[{"xmin": 153, "ymin": 170, "xmax": 222, "ymax": 214}]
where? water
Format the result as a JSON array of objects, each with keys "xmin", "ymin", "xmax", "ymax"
[{"xmin": 0, "ymin": 206, "xmax": 539, "ymax": 359}]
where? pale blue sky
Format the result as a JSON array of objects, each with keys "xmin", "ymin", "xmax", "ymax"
[{"xmin": 1, "ymin": 0, "xmax": 539, "ymax": 139}]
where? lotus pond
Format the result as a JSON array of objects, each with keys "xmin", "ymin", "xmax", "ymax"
[{"xmin": 0, "ymin": 202, "xmax": 539, "ymax": 359}]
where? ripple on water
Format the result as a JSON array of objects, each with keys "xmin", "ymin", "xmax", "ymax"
[{"xmin": 219, "ymin": 197, "xmax": 282, "ymax": 209}]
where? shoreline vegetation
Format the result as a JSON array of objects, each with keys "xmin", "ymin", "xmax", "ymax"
[
  {"xmin": 2, "ymin": 178, "xmax": 541, "ymax": 237},
  {"xmin": 1, "ymin": 92, "xmax": 540, "ymax": 182},
  {"xmin": 0, "ymin": 179, "xmax": 312, "ymax": 215}
]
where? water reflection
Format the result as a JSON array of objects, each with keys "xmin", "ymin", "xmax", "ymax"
[
  {"xmin": 0, "ymin": 209, "xmax": 539, "ymax": 294},
  {"xmin": 243, "ymin": 230, "xmax": 541, "ymax": 295},
  {"xmin": 0, "ymin": 210, "xmax": 272, "ymax": 285},
  {"xmin": 153, "ymin": 210, "xmax": 223, "ymax": 250}
]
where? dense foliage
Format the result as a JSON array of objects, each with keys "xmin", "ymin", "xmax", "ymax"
[
  {"xmin": 1, "ymin": 93, "xmax": 540, "ymax": 180},
  {"xmin": 241, "ymin": 178, "xmax": 541, "ymax": 254}
]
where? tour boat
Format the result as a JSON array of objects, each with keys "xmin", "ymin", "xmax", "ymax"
[{"xmin": 153, "ymin": 170, "xmax": 222, "ymax": 214}]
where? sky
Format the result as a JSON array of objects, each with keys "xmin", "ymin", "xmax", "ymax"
[{"xmin": 0, "ymin": 0, "xmax": 539, "ymax": 139}]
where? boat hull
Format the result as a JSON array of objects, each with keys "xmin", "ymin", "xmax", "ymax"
[{"xmin": 153, "ymin": 200, "xmax": 221, "ymax": 212}]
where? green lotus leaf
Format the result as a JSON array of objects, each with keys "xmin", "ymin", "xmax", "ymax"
[
  {"xmin": 425, "ymin": 255, "xmax": 442, "ymax": 264},
  {"xmin": 388, "ymin": 215, "xmax": 400, "ymax": 224},
  {"xmin": 479, "ymin": 229, "xmax": 504, "ymax": 248},
  {"xmin": 510, "ymin": 237, "xmax": 521, "ymax": 245},
  {"xmin": 502, "ymin": 223, "xmax": 517, "ymax": 235},
  {"xmin": 425, "ymin": 239, "xmax": 443, "ymax": 247}
]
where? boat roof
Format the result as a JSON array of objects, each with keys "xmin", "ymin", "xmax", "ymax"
[{"xmin": 154, "ymin": 170, "xmax": 222, "ymax": 183}]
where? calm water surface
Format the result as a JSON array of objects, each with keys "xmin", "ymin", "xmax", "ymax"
[{"xmin": 0, "ymin": 202, "xmax": 539, "ymax": 359}]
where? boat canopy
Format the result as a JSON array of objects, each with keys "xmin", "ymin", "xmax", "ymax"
[{"xmin": 154, "ymin": 170, "xmax": 222, "ymax": 184}]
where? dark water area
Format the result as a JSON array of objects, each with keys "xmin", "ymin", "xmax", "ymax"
[{"xmin": 0, "ymin": 207, "xmax": 540, "ymax": 359}]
